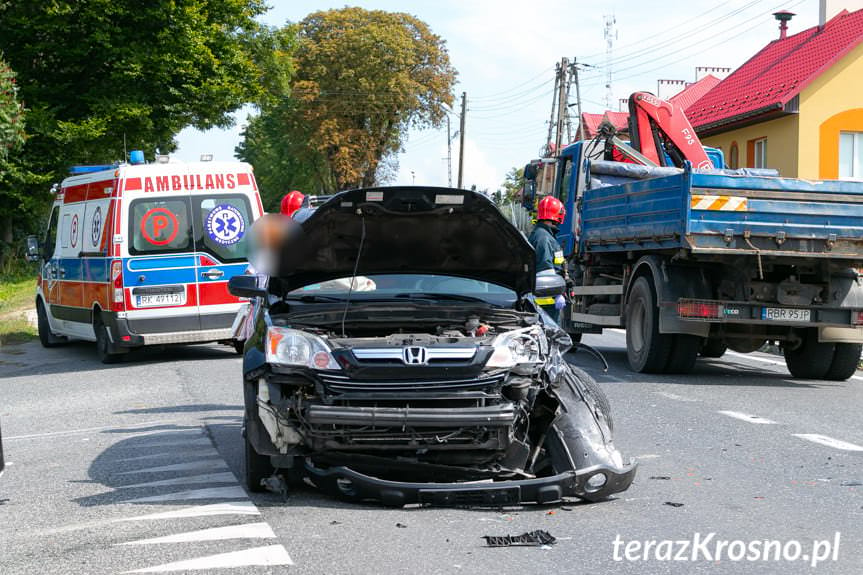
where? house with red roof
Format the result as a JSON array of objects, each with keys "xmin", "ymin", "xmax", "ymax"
[
  {"xmin": 687, "ymin": 7, "xmax": 863, "ymax": 179},
  {"xmin": 579, "ymin": 111, "xmax": 630, "ymax": 139}
]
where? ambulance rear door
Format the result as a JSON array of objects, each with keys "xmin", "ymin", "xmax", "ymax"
[
  {"xmin": 124, "ymin": 168, "xmax": 201, "ymax": 336},
  {"xmin": 189, "ymin": 166, "xmax": 259, "ymax": 331}
]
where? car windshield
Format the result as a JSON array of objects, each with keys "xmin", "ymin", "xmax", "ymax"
[{"xmin": 288, "ymin": 274, "xmax": 516, "ymax": 305}]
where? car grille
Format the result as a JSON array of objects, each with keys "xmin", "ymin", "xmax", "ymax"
[
  {"xmin": 350, "ymin": 347, "xmax": 477, "ymax": 365},
  {"xmin": 318, "ymin": 372, "xmax": 505, "ymax": 393}
]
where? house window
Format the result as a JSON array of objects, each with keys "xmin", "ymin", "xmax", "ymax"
[
  {"xmin": 753, "ymin": 138, "xmax": 767, "ymax": 168},
  {"xmin": 729, "ymin": 142, "xmax": 739, "ymax": 169},
  {"xmin": 839, "ymin": 132, "xmax": 863, "ymax": 179}
]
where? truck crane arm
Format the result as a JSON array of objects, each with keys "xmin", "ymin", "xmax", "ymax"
[{"xmin": 627, "ymin": 91, "xmax": 714, "ymax": 170}]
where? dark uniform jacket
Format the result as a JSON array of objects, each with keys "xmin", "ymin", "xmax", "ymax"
[{"xmin": 528, "ymin": 221, "xmax": 564, "ymax": 273}]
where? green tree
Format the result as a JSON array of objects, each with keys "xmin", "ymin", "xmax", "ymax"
[
  {"xmin": 0, "ymin": 0, "xmax": 281, "ymax": 243},
  {"xmin": 239, "ymin": 7, "xmax": 457, "ymax": 193},
  {"xmin": 501, "ymin": 166, "xmax": 525, "ymax": 203}
]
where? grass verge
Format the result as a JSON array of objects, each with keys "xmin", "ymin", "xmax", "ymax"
[{"xmin": 0, "ymin": 272, "xmax": 37, "ymax": 345}]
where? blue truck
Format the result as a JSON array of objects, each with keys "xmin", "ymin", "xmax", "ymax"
[{"xmin": 523, "ymin": 138, "xmax": 863, "ymax": 380}]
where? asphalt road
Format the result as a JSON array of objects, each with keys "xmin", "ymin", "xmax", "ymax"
[{"xmin": 0, "ymin": 331, "xmax": 861, "ymax": 575}]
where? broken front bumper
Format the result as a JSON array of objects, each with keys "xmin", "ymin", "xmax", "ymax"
[{"xmin": 304, "ymin": 459, "xmax": 637, "ymax": 506}]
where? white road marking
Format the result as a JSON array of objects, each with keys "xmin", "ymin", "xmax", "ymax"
[
  {"xmin": 4, "ymin": 419, "xmax": 181, "ymax": 441},
  {"xmin": 114, "ymin": 459, "xmax": 229, "ymax": 475},
  {"xmin": 718, "ymin": 410, "xmax": 778, "ymax": 424},
  {"xmin": 117, "ymin": 501, "xmax": 261, "ymax": 522},
  {"xmin": 114, "ymin": 451, "xmax": 219, "ymax": 463},
  {"xmin": 127, "ymin": 438, "xmax": 212, "ymax": 449},
  {"xmin": 724, "ymin": 350, "xmax": 785, "ymax": 367},
  {"xmin": 119, "ymin": 522, "xmax": 276, "ymax": 545},
  {"xmin": 119, "ymin": 472, "xmax": 238, "ymax": 490},
  {"xmin": 793, "ymin": 434, "xmax": 863, "ymax": 452},
  {"xmin": 124, "ymin": 485, "xmax": 248, "ymax": 504},
  {"xmin": 124, "ymin": 544, "xmax": 293, "ymax": 572}
]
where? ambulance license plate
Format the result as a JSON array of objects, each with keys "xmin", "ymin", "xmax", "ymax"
[
  {"xmin": 761, "ymin": 307, "xmax": 810, "ymax": 322},
  {"xmin": 136, "ymin": 292, "xmax": 186, "ymax": 308}
]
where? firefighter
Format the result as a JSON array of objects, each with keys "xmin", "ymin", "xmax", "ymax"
[
  {"xmin": 529, "ymin": 196, "xmax": 566, "ymax": 273},
  {"xmin": 280, "ymin": 190, "xmax": 305, "ymax": 218},
  {"xmin": 529, "ymin": 196, "xmax": 567, "ymax": 320}
]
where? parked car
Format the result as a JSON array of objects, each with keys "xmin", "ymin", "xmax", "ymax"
[{"xmin": 229, "ymin": 187, "xmax": 636, "ymax": 506}]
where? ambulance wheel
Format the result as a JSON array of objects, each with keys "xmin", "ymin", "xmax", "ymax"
[
  {"xmin": 95, "ymin": 316, "xmax": 126, "ymax": 364},
  {"xmin": 36, "ymin": 299, "xmax": 64, "ymax": 348}
]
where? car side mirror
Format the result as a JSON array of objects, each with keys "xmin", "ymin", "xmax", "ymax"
[
  {"xmin": 534, "ymin": 273, "xmax": 566, "ymax": 298},
  {"xmin": 228, "ymin": 274, "xmax": 267, "ymax": 299},
  {"xmin": 25, "ymin": 235, "xmax": 41, "ymax": 262}
]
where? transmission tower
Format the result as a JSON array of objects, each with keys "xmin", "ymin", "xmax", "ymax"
[{"xmin": 603, "ymin": 14, "xmax": 617, "ymax": 110}]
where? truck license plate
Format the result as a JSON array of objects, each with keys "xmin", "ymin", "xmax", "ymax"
[
  {"xmin": 136, "ymin": 292, "xmax": 186, "ymax": 308},
  {"xmin": 762, "ymin": 307, "xmax": 810, "ymax": 322}
]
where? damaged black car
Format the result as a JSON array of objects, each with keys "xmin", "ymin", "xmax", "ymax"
[{"xmin": 229, "ymin": 187, "xmax": 636, "ymax": 506}]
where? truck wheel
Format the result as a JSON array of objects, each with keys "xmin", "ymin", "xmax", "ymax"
[
  {"xmin": 783, "ymin": 328, "xmax": 834, "ymax": 379},
  {"xmin": 36, "ymin": 300, "xmax": 64, "ymax": 348},
  {"xmin": 665, "ymin": 334, "xmax": 699, "ymax": 373},
  {"xmin": 700, "ymin": 338, "xmax": 727, "ymax": 358},
  {"xmin": 245, "ymin": 433, "xmax": 274, "ymax": 493},
  {"xmin": 94, "ymin": 316, "xmax": 126, "ymax": 364},
  {"xmin": 626, "ymin": 276, "xmax": 672, "ymax": 373},
  {"xmin": 824, "ymin": 343, "xmax": 862, "ymax": 381}
]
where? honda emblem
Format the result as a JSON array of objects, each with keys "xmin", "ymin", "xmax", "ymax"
[{"xmin": 403, "ymin": 346, "xmax": 427, "ymax": 365}]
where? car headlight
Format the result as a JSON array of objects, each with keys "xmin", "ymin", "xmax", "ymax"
[
  {"xmin": 266, "ymin": 327, "xmax": 340, "ymax": 370},
  {"xmin": 486, "ymin": 327, "xmax": 543, "ymax": 368}
]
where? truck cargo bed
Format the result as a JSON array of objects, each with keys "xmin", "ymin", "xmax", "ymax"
[{"xmin": 580, "ymin": 163, "xmax": 863, "ymax": 262}]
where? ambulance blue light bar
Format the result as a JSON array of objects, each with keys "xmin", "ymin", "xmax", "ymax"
[{"xmin": 69, "ymin": 164, "xmax": 115, "ymax": 174}]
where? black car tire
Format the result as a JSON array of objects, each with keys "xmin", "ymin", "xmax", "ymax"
[
  {"xmin": 37, "ymin": 299, "xmax": 64, "ymax": 348},
  {"xmin": 95, "ymin": 315, "xmax": 125, "ymax": 364},
  {"xmin": 700, "ymin": 338, "xmax": 727, "ymax": 358},
  {"xmin": 626, "ymin": 276, "xmax": 672, "ymax": 373},
  {"xmin": 824, "ymin": 343, "xmax": 862, "ymax": 381},
  {"xmin": 665, "ymin": 334, "xmax": 699, "ymax": 374},
  {"xmin": 784, "ymin": 328, "xmax": 835, "ymax": 380},
  {"xmin": 245, "ymin": 432, "xmax": 274, "ymax": 493}
]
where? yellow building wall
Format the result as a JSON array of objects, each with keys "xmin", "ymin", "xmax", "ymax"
[
  {"xmin": 701, "ymin": 115, "xmax": 799, "ymax": 177},
  {"xmin": 798, "ymin": 41, "xmax": 863, "ymax": 179}
]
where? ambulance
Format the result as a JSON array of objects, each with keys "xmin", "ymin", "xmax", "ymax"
[{"xmin": 27, "ymin": 152, "xmax": 264, "ymax": 362}]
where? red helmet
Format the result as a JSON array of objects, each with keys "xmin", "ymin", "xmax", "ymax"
[
  {"xmin": 537, "ymin": 196, "xmax": 565, "ymax": 224},
  {"xmin": 280, "ymin": 190, "xmax": 304, "ymax": 217}
]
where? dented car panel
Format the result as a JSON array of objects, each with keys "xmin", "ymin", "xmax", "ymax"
[{"xmin": 233, "ymin": 187, "xmax": 636, "ymax": 505}]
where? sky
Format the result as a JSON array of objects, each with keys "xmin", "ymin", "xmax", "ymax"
[{"xmin": 174, "ymin": 0, "xmax": 823, "ymax": 194}]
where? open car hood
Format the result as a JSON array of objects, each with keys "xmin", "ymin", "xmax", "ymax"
[{"xmin": 275, "ymin": 187, "xmax": 536, "ymax": 295}]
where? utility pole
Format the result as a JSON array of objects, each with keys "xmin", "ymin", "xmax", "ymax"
[
  {"xmin": 573, "ymin": 59, "xmax": 585, "ymax": 141},
  {"xmin": 457, "ymin": 91, "xmax": 466, "ymax": 189},
  {"xmin": 445, "ymin": 115, "xmax": 453, "ymax": 187},
  {"xmin": 553, "ymin": 57, "xmax": 569, "ymax": 158},
  {"xmin": 546, "ymin": 64, "xmax": 561, "ymax": 155}
]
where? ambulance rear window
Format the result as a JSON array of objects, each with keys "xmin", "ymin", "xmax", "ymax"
[{"xmin": 129, "ymin": 198, "xmax": 192, "ymax": 255}]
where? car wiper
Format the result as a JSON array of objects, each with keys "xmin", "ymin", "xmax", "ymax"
[{"xmin": 394, "ymin": 292, "xmax": 491, "ymax": 304}]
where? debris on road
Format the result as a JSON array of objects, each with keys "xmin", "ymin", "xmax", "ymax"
[
  {"xmin": 649, "ymin": 476, "xmax": 671, "ymax": 480},
  {"xmin": 483, "ymin": 531, "xmax": 557, "ymax": 547},
  {"xmin": 663, "ymin": 501, "xmax": 684, "ymax": 508},
  {"xmin": 395, "ymin": 522, "xmax": 408, "ymax": 528}
]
